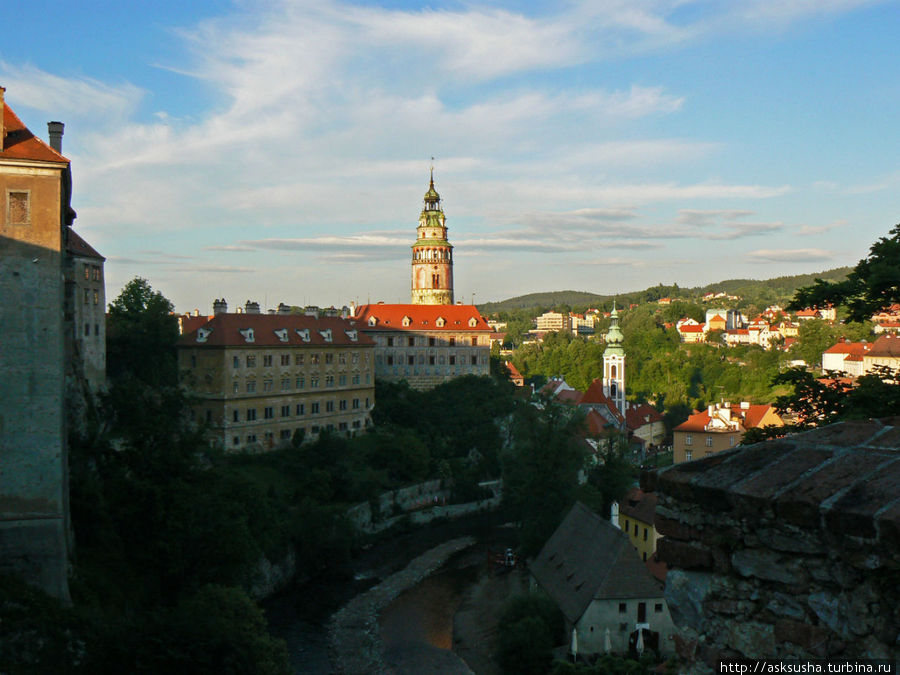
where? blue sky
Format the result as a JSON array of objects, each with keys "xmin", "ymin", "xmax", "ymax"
[{"xmin": 3, "ymin": 0, "xmax": 899, "ymax": 312}]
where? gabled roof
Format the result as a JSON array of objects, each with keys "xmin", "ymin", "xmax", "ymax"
[
  {"xmin": 678, "ymin": 324, "xmax": 705, "ymax": 333},
  {"xmin": 530, "ymin": 503, "xmax": 663, "ymax": 624},
  {"xmin": 625, "ymin": 403, "xmax": 663, "ymax": 431},
  {"xmin": 66, "ymin": 229, "xmax": 104, "ymax": 261},
  {"xmin": 1, "ymin": 99, "xmax": 68, "ymax": 163},
  {"xmin": 353, "ymin": 303, "xmax": 491, "ymax": 332},
  {"xmin": 584, "ymin": 408, "xmax": 613, "ymax": 435},
  {"xmin": 557, "ymin": 388, "xmax": 583, "ymax": 404},
  {"xmin": 823, "ymin": 341, "xmax": 871, "ymax": 357},
  {"xmin": 579, "ymin": 379, "xmax": 625, "ymax": 424},
  {"xmin": 674, "ymin": 404, "xmax": 778, "ymax": 433},
  {"xmin": 176, "ymin": 313, "xmax": 375, "ymax": 347},
  {"xmin": 505, "ymin": 361, "xmax": 523, "ymax": 380}
]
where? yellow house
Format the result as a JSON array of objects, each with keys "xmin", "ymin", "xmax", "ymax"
[
  {"xmin": 673, "ymin": 402, "xmax": 784, "ymax": 463},
  {"xmin": 618, "ymin": 487, "xmax": 660, "ymax": 563},
  {"xmin": 707, "ymin": 314, "xmax": 727, "ymax": 332}
]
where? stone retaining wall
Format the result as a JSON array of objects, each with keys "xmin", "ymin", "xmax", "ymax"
[
  {"xmin": 655, "ymin": 420, "xmax": 900, "ymax": 666},
  {"xmin": 328, "ymin": 536, "xmax": 476, "ymax": 674}
]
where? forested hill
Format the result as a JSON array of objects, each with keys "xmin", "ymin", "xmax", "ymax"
[{"xmin": 478, "ymin": 267, "xmax": 852, "ymax": 315}]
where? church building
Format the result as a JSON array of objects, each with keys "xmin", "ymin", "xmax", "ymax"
[{"xmin": 354, "ymin": 170, "xmax": 491, "ymax": 388}]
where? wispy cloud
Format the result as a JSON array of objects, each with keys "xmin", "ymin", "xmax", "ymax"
[
  {"xmin": 797, "ymin": 220, "xmax": 846, "ymax": 236},
  {"xmin": 746, "ymin": 248, "xmax": 834, "ymax": 263}
]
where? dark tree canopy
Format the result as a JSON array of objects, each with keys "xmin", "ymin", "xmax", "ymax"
[{"xmin": 790, "ymin": 223, "xmax": 900, "ymax": 322}]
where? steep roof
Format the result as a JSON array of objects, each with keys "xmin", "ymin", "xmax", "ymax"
[
  {"xmin": 674, "ymin": 404, "xmax": 779, "ymax": 433},
  {"xmin": 625, "ymin": 403, "xmax": 663, "ymax": 431},
  {"xmin": 66, "ymin": 229, "xmax": 104, "ymax": 260},
  {"xmin": 579, "ymin": 379, "xmax": 625, "ymax": 425},
  {"xmin": 867, "ymin": 334, "xmax": 900, "ymax": 358},
  {"xmin": 823, "ymin": 341, "xmax": 871, "ymax": 357},
  {"xmin": 1, "ymin": 98, "xmax": 68, "ymax": 163},
  {"xmin": 353, "ymin": 303, "xmax": 491, "ymax": 332},
  {"xmin": 619, "ymin": 487, "xmax": 658, "ymax": 525},
  {"xmin": 177, "ymin": 313, "xmax": 374, "ymax": 348},
  {"xmin": 505, "ymin": 361, "xmax": 523, "ymax": 380},
  {"xmin": 531, "ymin": 502, "xmax": 664, "ymax": 624}
]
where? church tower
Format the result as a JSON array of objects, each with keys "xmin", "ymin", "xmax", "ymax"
[
  {"xmin": 411, "ymin": 169, "xmax": 454, "ymax": 305},
  {"xmin": 603, "ymin": 303, "xmax": 626, "ymax": 417}
]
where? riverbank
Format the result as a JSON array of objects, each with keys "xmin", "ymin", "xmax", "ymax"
[{"xmin": 329, "ymin": 536, "xmax": 477, "ymax": 674}]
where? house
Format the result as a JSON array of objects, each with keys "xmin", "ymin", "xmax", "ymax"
[
  {"xmin": 706, "ymin": 313, "xmax": 726, "ymax": 332},
  {"xmin": 570, "ymin": 313, "xmax": 595, "ymax": 336},
  {"xmin": 795, "ymin": 308, "xmax": 821, "ymax": 321},
  {"xmin": 177, "ymin": 306, "xmax": 376, "ymax": 451},
  {"xmin": 579, "ymin": 378, "xmax": 625, "ymax": 431},
  {"xmin": 822, "ymin": 340, "xmax": 872, "ymax": 377},
  {"xmin": 505, "ymin": 361, "xmax": 524, "ymax": 386},
  {"xmin": 677, "ymin": 322, "xmax": 706, "ymax": 343},
  {"xmin": 862, "ymin": 333, "xmax": 900, "ymax": 374},
  {"xmin": 625, "ymin": 403, "xmax": 665, "ymax": 449},
  {"xmin": 351, "ymin": 302, "xmax": 491, "ymax": 389},
  {"xmin": 530, "ymin": 502, "xmax": 677, "ymax": 657},
  {"xmin": 66, "ymin": 228, "xmax": 106, "ymax": 390},
  {"xmin": 673, "ymin": 402, "xmax": 784, "ymax": 463},
  {"xmin": 618, "ymin": 487, "xmax": 661, "ymax": 563}
]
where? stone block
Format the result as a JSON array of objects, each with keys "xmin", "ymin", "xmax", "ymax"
[
  {"xmin": 797, "ymin": 420, "xmax": 888, "ymax": 448},
  {"xmin": 826, "ymin": 457, "xmax": 900, "ymax": 539},
  {"xmin": 664, "ymin": 569, "xmax": 711, "ymax": 631},
  {"xmin": 756, "ymin": 527, "xmax": 826, "ymax": 555},
  {"xmin": 655, "ymin": 514, "xmax": 698, "ymax": 540},
  {"xmin": 774, "ymin": 619, "xmax": 830, "ymax": 657},
  {"xmin": 731, "ymin": 548, "xmax": 799, "ymax": 585},
  {"xmin": 731, "ymin": 446, "xmax": 832, "ymax": 510},
  {"xmin": 658, "ymin": 538, "xmax": 713, "ymax": 570}
]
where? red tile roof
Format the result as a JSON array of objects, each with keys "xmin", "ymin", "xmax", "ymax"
[
  {"xmin": 678, "ymin": 324, "xmax": 704, "ymax": 333},
  {"xmin": 353, "ymin": 303, "xmax": 491, "ymax": 332},
  {"xmin": 868, "ymin": 334, "xmax": 900, "ymax": 358},
  {"xmin": 177, "ymin": 313, "xmax": 374, "ymax": 347},
  {"xmin": 620, "ymin": 487, "xmax": 658, "ymax": 524},
  {"xmin": 579, "ymin": 378, "xmax": 625, "ymax": 424},
  {"xmin": 557, "ymin": 389, "xmax": 583, "ymax": 404},
  {"xmin": 178, "ymin": 314, "xmax": 215, "ymax": 336},
  {"xmin": 505, "ymin": 361, "xmax": 523, "ymax": 380},
  {"xmin": 823, "ymin": 341, "xmax": 871, "ymax": 356},
  {"xmin": 1, "ymin": 100, "xmax": 68, "ymax": 163},
  {"xmin": 66, "ymin": 229, "xmax": 104, "ymax": 260},
  {"xmin": 674, "ymin": 404, "xmax": 777, "ymax": 433},
  {"xmin": 625, "ymin": 403, "xmax": 663, "ymax": 431}
]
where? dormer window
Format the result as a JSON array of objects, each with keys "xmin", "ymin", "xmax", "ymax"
[
  {"xmin": 296, "ymin": 328, "xmax": 311, "ymax": 342},
  {"xmin": 345, "ymin": 329, "xmax": 358, "ymax": 342},
  {"xmin": 239, "ymin": 328, "xmax": 255, "ymax": 343},
  {"xmin": 319, "ymin": 329, "xmax": 333, "ymax": 342},
  {"xmin": 436, "ymin": 316, "xmax": 446, "ymax": 327},
  {"xmin": 402, "ymin": 316, "xmax": 412, "ymax": 327},
  {"xmin": 368, "ymin": 317, "xmax": 377, "ymax": 326},
  {"xmin": 468, "ymin": 317, "xmax": 478, "ymax": 327},
  {"xmin": 196, "ymin": 327, "xmax": 212, "ymax": 343},
  {"xmin": 274, "ymin": 328, "xmax": 289, "ymax": 343}
]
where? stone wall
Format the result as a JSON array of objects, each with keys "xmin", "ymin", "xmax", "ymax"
[{"xmin": 655, "ymin": 420, "xmax": 900, "ymax": 665}]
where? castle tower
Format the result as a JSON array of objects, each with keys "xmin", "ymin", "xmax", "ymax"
[
  {"xmin": 603, "ymin": 303, "xmax": 626, "ymax": 418},
  {"xmin": 411, "ymin": 169, "xmax": 454, "ymax": 305}
]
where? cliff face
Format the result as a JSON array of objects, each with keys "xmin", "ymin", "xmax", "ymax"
[{"xmin": 655, "ymin": 420, "xmax": 900, "ymax": 666}]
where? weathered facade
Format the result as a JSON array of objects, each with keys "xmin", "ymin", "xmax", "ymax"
[
  {"xmin": 656, "ymin": 420, "xmax": 900, "ymax": 665},
  {"xmin": 351, "ymin": 303, "xmax": 491, "ymax": 389},
  {"xmin": 673, "ymin": 402, "xmax": 783, "ymax": 463},
  {"xmin": 177, "ymin": 311, "xmax": 375, "ymax": 451},
  {"xmin": 0, "ymin": 89, "xmax": 74, "ymax": 601},
  {"xmin": 65, "ymin": 228, "xmax": 106, "ymax": 390}
]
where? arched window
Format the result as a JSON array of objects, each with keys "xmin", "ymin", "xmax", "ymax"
[{"xmin": 611, "ymin": 365, "xmax": 617, "ymax": 378}]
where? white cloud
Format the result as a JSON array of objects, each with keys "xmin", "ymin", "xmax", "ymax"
[{"xmin": 746, "ymin": 248, "xmax": 834, "ymax": 263}]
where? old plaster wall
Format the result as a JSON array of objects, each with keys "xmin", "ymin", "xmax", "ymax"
[{"xmin": 655, "ymin": 420, "xmax": 900, "ymax": 665}]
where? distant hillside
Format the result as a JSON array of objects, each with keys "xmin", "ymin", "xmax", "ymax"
[{"xmin": 478, "ymin": 267, "xmax": 852, "ymax": 315}]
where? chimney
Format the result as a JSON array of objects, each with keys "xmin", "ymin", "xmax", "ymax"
[
  {"xmin": 48, "ymin": 121, "xmax": 65, "ymax": 153},
  {"xmin": 245, "ymin": 300, "xmax": 260, "ymax": 314},
  {"xmin": 213, "ymin": 298, "xmax": 228, "ymax": 315},
  {"xmin": 277, "ymin": 302, "xmax": 291, "ymax": 315},
  {"xmin": 0, "ymin": 86, "xmax": 5, "ymax": 151}
]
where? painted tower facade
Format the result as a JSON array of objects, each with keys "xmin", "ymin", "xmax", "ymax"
[
  {"xmin": 603, "ymin": 304, "xmax": 626, "ymax": 417},
  {"xmin": 411, "ymin": 171, "xmax": 453, "ymax": 305}
]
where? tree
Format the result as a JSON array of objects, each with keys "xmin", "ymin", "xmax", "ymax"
[
  {"xmin": 107, "ymin": 277, "xmax": 179, "ymax": 386},
  {"xmin": 495, "ymin": 594, "xmax": 562, "ymax": 675},
  {"xmin": 790, "ymin": 224, "xmax": 900, "ymax": 322}
]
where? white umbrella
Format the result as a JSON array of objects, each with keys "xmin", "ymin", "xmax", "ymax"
[
  {"xmin": 571, "ymin": 628, "xmax": 578, "ymax": 661},
  {"xmin": 636, "ymin": 627, "xmax": 645, "ymax": 656},
  {"xmin": 604, "ymin": 627, "xmax": 612, "ymax": 653}
]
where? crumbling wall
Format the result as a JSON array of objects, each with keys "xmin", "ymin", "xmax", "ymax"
[{"xmin": 655, "ymin": 420, "xmax": 900, "ymax": 665}]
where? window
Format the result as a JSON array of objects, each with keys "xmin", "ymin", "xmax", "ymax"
[
  {"xmin": 91, "ymin": 266, "xmax": 101, "ymax": 281},
  {"xmin": 428, "ymin": 337, "xmax": 436, "ymax": 346},
  {"xmin": 706, "ymin": 435, "xmax": 713, "ymax": 447},
  {"xmin": 471, "ymin": 356, "xmax": 477, "ymax": 365},
  {"xmin": 296, "ymin": 377, "xmax": 305, "ymax": 389},
  {"xmin": 352, "ymin": 420, "xmax": 361, "ymax": 429},
  {"xmin": 643, "ymin": 528, "xmax": 648, "ymax": 541},
  {"xmin": 624, "ymin": 519, "xmax": 629, "ymax": 531},
  {"xmin": 325, "ymin": 354, "xmax": 334, "ymax": 364},
  {"xmin": 205, "ymin": 410, "xmax": 212, "ymax": 423},
  {"xmin": 281, "ymin": 354, "xmax": 290, "ymax": 366},
  {"xmin": 449, "ymin": 356, "xmax": 456, "ymax": 365},
  {"xmin": 233, "ymin": 437, "xmax": 240, "ymax": 446},
  {"xmin": 281, "ymin": 377, "xmax": 290, "ymax": 390},
  {"xmin": 685, "ymin": 450, "xmax": 693, "ymax": 461},
  {"xmin": 339, "ymin": 422, "xmax": 348, "ymax": 431},
  {"xmin": 351, "ymin": 352, "xmax": 359, "ymax": 364},
  {"xmin": 84, "ymin": 323, "xmax": 90, "ymax": 336},
  {"xmin": 83, "ymin": 288, "xmax": 90, "ymax": 305},
  {"xmin": 190, "ymin": 354, "xmax": 197, "ymax": 368},
  {"xmin": 730, "ymin": 436, "xmax": 736, "ymax": 447},
  {"xmin": 407, "ymin": 355, "xmax": 414, "ymax": 365},
  {"xmin": 246, "ymin": 380, "xmax": 256, "ymax": 393},
  {"xmin": 296, "ymin": 403, "xmax": 305, "ymax": 415},
  {"xmin": 386, "ymin": 355, "xmax": 394, "ymax": 366},
  {"xmin": 387, "ymin": 337, "xmax": 395, "ymax": 347},
  {"xmin": 310, "ymin": 353, "xmax": 320, "ymax": 364},
  {"xmin": 94, "ymin": 323, "xmax": 100, "ymax": 336},
  {"xmin": 7, "ymin": 190, "xmax": 29, "ymax": 225},
  {"xmin": 449, "ymin": 337, "xmax": 456, "ymax": 346},
  {"xmin": 654, "ymin": 603, "xmax": 663, "ymax": 613},
  {"xmin": 352, "ymin": 398, "xmax": 360, "ymax": 409},
  {"xmin": 618, "ymin": 603, "xmax": 626, "ymax": 614},
  {"xmin": 633, "ymin": 524, "xmax": 638, "ymax": 535},
  {"xmin": 247, "ymin": 409, "xmax": 257, "ymax": 421},
  {"xmin": 233, "ymin": 381, "xmax": 239, "ymax": 393},
  {"xmin": 280, "ymin": 429, "xmax": 292, "ymax": 440},
  {"xmin": 295, "ymin": 354, "xmax": 305, "ymax": 365},
  {"xmin": 311, "ymin": 375, "xmax": 319, "ymax": 388},
  {"xmin": 339, "ymin": 353, "xmax": 347, "ymax": 364},
  {"xmin": 233, "ymin": 410, "xmax": 239, "ymax": 422},
  {"xmin": 263, "ymin": 379, "xmax": 273, "ymax": 392},
  {"xmin": 339, "ymin": 374, "xmax": 346, "ymax": 386},
  {"xmin": 352, "ymin": 374, "xmax": 360, "ymax": 385},
  {"xmin": 263, "ymin": 355, "xmax": 273, "ymax": 367},
  {"xmin": 408, "ymin": 336, "xmax": 415, "ymax": 347},
  {"xmin": 326, "ymin": 401, "xmax": 334, "ymax": 412},
  {"xmin": 247, "ymin": 434, "xmax": 257, "ymax": 444},
  {"xmin": 281, "ymin": 405, "xmax": 290, "ymax": 417},
  {"xmin": 643, "ymin": 552, "xmax": 647, "ymax": 561},
  {"xmin": 264, "ymin": 407, "xmax": 274, "ymax": 419},
  {"xmin": 339, "ymin": 400, "xmax": 347, "ymax": 411},
  {"xmin": 325, "ymin": 375, "xmax": 334, "ymax": 387},
  {"xmin": 246, "ymin": 355, "xmax": 256, "ymax": 367},
  {"xmin": 233, "ymin": 356, "xmax": 240, "ymax": 368},
  {"xmin": 311, "ymin": 425, "xmax": 320, "ymax": 434},
  {"xmin": 470, "ymin": 337, "xmax": 477, "ymax": 346},
  {"xmin": 93, "ymin": 291, "xmax": 99, "ymax": 305},
  {"xmin": 83, "ymin": 265, "xmax": 90, "ymax": 281},
  {"xmin": 429, "ymin": 355, "xmax": 435, "ymax": 365},
  {"xmin": 311, "ymin": 402, "xmax": 320, "ymax": 414},
  {"xmin": 685, "ymin": 434, "xmax": 692, "ymax": 446}
]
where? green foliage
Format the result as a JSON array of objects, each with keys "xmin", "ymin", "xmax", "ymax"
[
  {"xmin": 791, "ymin": 225, "xmax": 900, "ymax": 322},
  {"xmin": 794, "ymin": 319, "xmax": 872, "ymax": 367},
  {"xmin": 586, "ymin": 439, "xmax": 637, "ymax": 517},
  {"xmin": 502, "ymin": 400, "xmax": 588, "ymax": 555},
  {"xmin": 495, "ymin": 594, "xmax": 563, "ymax": 675},
  {"xmin": 106, "ymin": 277, "xmax": 179, "ymax": 386}
]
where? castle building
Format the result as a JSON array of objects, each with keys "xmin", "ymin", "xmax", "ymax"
[
  {"xmin": 177, "ymin": 306, "xmax": 375, "ymax": 452},
  {"xmin": 603, "ymin": 304, "xmax": 626, "ymax": 418},
  {"xmin": 0, "ymin": 87, "xmax": 77, "ymax": 601},
  {"xmin": 66, "ymin": 228, "xmax": 106, "ymax": 390},
  {"xmin": 411, "ymin": 170, "xmax": 453, "ymax": 305}
]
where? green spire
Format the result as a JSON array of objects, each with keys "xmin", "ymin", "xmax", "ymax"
[
  {"xmin": 423, "ymin": 166, "xmax": 441, "ymax": 208},
  {"xmin": 604, "ymin": 301, "xmax": 625, "ymax": 356}
]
